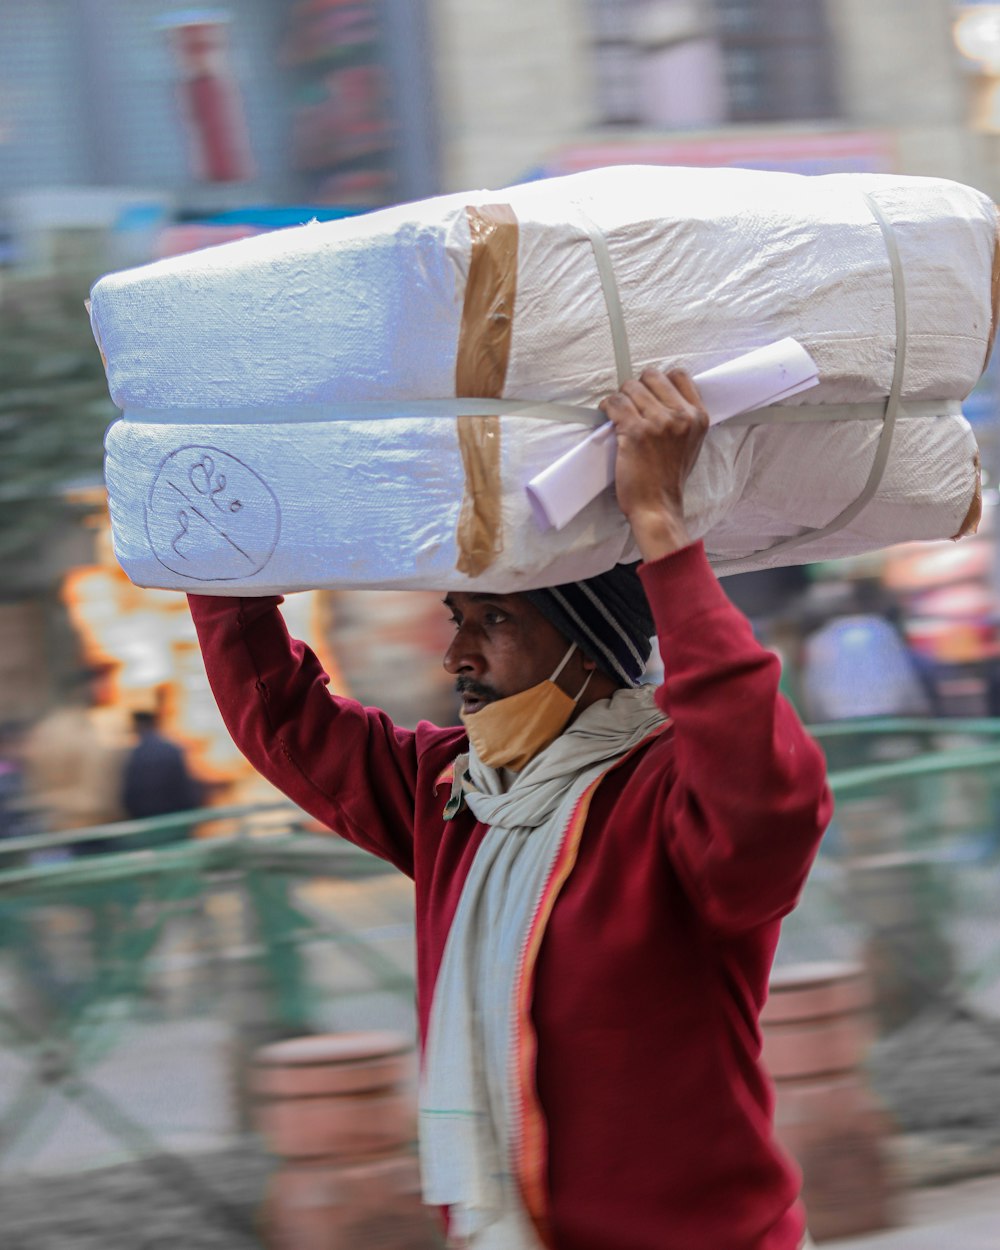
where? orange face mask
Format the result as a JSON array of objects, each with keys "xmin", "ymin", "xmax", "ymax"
[{"xmin": 460, "ymin": 643, "xmax": 594, "ymax": 772}]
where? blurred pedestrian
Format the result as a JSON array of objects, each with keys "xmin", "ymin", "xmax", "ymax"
[
  {"xmin": 801, "ymin": 578, "xmax": 935, "ymax": 722},
  {"xmin": 15, "ymin": 667, "xmax": 130, "ymax": 1010},
  {"xmin": 121, "ymin": 709, "xmax": 203, "ymax": 843},
  {"xmin": 0, "ymin": 722, "xmax": 33, "ymax": 841},
  {"xmin": 21, "ymin": 664, "xmax": 129, "ymax": 852}
]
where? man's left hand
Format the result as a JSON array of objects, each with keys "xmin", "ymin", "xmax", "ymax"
[{"xmin": 599, "ymin": 367, "xmax": 709, "ymax": 562}]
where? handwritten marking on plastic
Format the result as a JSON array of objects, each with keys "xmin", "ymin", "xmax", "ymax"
[
  {"xmin": 172, "ymin": 507, "xmax": 191, "ymax": 560},
  {"xmin": 146, "ymin": 445, "xmax": 281, "ymax": 582},
  {"xmin": 188, "ymin": 454, "xmax": 245, "ymax": 515}
]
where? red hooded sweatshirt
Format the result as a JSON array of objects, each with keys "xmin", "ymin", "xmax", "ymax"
[{"xmin": 187, "ymin": 541, "xmax": 832, "ymax": 1250}]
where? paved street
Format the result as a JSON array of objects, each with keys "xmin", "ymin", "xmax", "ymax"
[
  {"xmin": 0, "ymin": 1018, "xmax": 237, "ymax": 1174},
  {"xmin": 821, "ymin": 1174, "xmax": 1000, "ymax": 1249}
]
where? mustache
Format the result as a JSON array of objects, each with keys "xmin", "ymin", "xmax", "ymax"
[{"xmin": 455, "ymin": 676, "xmax": 498, "ymax": 702}]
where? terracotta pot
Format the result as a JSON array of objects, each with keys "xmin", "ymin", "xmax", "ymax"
[
  {"xmin": 258, "ymin": 1086, "xmax": 415, "ymax": 1159},
  {"xmin": 774, "ymin": 1076, "xmax": 895, "ymax": 1241},
  {"xmin": 763, "ymin": 962, "xmax": 872, "ymax": 1024},
  {"xmin": 263, "ymin": 1153, "xmax": 441, "ymax": 1250},
  {"xmin": 762, "ymin": 962, "xmax": 874, "ymax": 1080},
  {"xmin": 255, "ymin": 1032, "xmax": 416, "ymax": 1160},
  {"xmin": 254, "ymin": 1043, "xmax": 412, "ymax": 1100},
  {"xmin": 254, "ymin": 1032, "xmax": 441, "ymax": 1249},
  {"xmin": 764, "ymin": 1014, "xmax": 872, "ymax": 1080},
  {"xmin": 762, "ymin": 963, "xmax": 896, "ymax": 1242}
]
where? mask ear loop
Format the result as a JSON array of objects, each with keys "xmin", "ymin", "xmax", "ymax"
[
  {"xmin": 550, "ymin": 642, "xmax": 578, "ymax": 683},
  {"xmin": 549, "ymin": 642, "xmax": 595, "ymax": 702},
  {"xmin": 573, "ymin": 669, "xmax": 595, "ymax": 703}
]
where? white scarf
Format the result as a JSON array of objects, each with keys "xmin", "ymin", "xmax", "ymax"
[{"xmin": 418, "ymin": 686, "xmax": 667, "ymax": 1247}]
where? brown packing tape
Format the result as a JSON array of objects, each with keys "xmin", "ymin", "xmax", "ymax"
[
  {"xmin": 952, "ymin": 449, "xmax": 983, "ymax": 540},
  {"xmin": 454, "ymin": 204, "xmax": 518, "ymax": 576},
  {"xmin": 456, "ymin": 204, "xmax": 518, "ymax": 398},
  {"xmin": 455, "ymin": 415, "xmax": 503, "ymax": 577}
]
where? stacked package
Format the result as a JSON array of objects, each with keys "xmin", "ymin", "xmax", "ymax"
[{"xmin": 89, "ymin": 165, "xmax": 995, "ymax": 593}]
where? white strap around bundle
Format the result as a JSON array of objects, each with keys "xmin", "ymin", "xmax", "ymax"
[{"xmin": 572, "ymin": 191, "xmax": 910, "ymax": 575}]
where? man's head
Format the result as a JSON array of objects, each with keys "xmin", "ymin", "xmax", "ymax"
[
  {"xmin": 443, "ymin": 563, "xmax": 654, "ymax": 716},
  {"xmin": 64, "ymin": 662, "xmax": 116, "ymax": 709},
  {"xmin": 132, "ymin": 709, "xmax": 159, "ymax": 735}
]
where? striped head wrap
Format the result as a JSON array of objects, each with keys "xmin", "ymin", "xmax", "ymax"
[{"xmin": 523, "ymin": 562, "xmax": 654, "ymax": 688}]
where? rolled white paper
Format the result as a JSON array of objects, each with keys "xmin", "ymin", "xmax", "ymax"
[{"xmin": 525, "ymin": 337, "xmax": 819, "ymax": 531}]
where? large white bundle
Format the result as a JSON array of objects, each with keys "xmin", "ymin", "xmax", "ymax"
[{"xmin": 91, "ymin": 165, "xmax": 993, "ymax": 593}]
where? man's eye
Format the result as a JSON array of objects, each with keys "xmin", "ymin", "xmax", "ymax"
[
  {"xmin": 484, "ymin": 610, "xmax": 507, "ymax": 626},
  {"xmin": 448, "ymin": 615, "xmax": 461, "ymax": 627}
]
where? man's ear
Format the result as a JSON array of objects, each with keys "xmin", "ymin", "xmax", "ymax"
[{"xmin": 581, "ymin": 655, "xmax": 598, "ymax": 671}]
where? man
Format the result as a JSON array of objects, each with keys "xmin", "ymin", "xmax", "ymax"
[
  {"xmin": 22, "ymin": 663, "xmax": 128, "ymax": 851},
  {"xmin": 188, "ymin": 369, "xmax": 831, "ymax": 1249},
  {"xmin": 121, "ymin": 708, "xmax": 204, "ymax": 841}
]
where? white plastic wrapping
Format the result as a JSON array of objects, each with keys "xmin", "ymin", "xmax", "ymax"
[{"xmin": 90, "ymin": 165, "xmax": 993, "ymax": 593}]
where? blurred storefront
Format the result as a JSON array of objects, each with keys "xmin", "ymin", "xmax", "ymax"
[
  {"xmin": 426, "ymin": 0, "xmax": 994, "ymax": 193},
  {"xmin": 525, "ymin": 1, "xmax": 983, "ymax": 188},
  {"xmin": 0, "ymin": 0, "xmax": 443, "ymax": 788},
  {"xmin": 1, "ymin": 1, "xmax": 995, "ymax": 242},
  {"xmin": 881, "ymin": 499, "xmax": 1000, "ymax": 717},
  {"xmin": 4, "ymin": 0, "xmax": 1000, "ymax": 767},
  {"xmin": 536, "ymin": 126, "xmax": 899, "ymax": 177},
  {"xmin": 0, "ymin": 0, "xmax": 439, "ymax": 222}
]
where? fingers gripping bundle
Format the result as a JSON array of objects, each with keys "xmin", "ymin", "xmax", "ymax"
[{"xmin": 89, "ymin": 165, "xmax": 995, "ymax": 594}]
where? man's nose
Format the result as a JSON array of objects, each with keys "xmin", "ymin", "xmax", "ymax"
[{"xmin": 443, "ymin": 629, "xmax": 485, "ymax": 677}]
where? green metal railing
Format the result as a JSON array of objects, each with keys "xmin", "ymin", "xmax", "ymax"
[
  {"xmin": 781, "ymin": 719, "xmax": 1000, "ymax": 1019},
  {"xmin": 0, "ymin": 804, "xmax": 408, "ymax": 1242}
]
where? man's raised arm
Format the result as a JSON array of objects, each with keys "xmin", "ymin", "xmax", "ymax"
[
  {"xmin": 603, "ymin": 369, "xmax": 833, "ymax": 932},
  {"xmin": 188, "ymin": 592, "xmax": 427, "ymax": 876}
]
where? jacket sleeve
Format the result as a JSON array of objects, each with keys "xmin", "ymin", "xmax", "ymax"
[
  {"xmin": 639, "ymin": 542, "xmax": 833, "ymax": 934},
  {"xmin": 187, "ymin": 593, "xmax": 419, "ymax": 876}
]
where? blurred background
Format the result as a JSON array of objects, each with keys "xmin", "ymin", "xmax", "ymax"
[{"xmin": 1, "ymin": 2, "xmax": 1000, "ymax": 1247}]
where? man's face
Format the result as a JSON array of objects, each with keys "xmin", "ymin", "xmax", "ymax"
[{"xmin": 442, "ymin": 592, "xmax": 577, "ymax": 714}]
